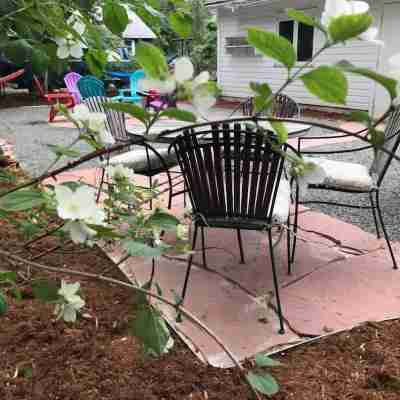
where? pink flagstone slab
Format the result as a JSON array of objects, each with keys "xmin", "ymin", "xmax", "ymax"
[
  {"xmin": 280, "ymin": 246, "xmax": 400, "ymax": 336},
  {"xmin": 187, "ymin": 227, "xmax": 344, "ymax": 297},
  {"xmin": 295, "ymin": 210, "xmax": 383, "ymax": 254},
  {"xmin": 118, "ymin": 255, "xmax": 300, "ymax": 367},
  {"xmin": 43, "ymin": 168, "xmax": 100, "ymax": 186}
]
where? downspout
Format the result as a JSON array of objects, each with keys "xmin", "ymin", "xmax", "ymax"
[{"xmin": 371, "ymin": 0, "xmax": 385, "ymax": 116}]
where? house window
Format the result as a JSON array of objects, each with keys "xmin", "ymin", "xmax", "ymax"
[{"xmin": 279, "ymin": 20, "xmax": 314, "ymax": 62}]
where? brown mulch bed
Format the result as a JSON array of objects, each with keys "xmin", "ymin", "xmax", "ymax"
[
  {"xmin": 0, "ymin": 92, "xmax": 46, "ymax": 109},
  {"xmin": 1, "ymin": 170, "xmax": 400, "ymax": 399}
]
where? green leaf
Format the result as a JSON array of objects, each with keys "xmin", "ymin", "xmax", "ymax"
[
  {"xmin": 103, "ymin": 2, "xmax": 129, "ymax": 35},
  {"xmin": 85, "ymin": 49, "xmax": 108, "ymax": 78},
  {"xmin": 169, "ymin": 11, "xmax": 193, "ymax": 38},
  {"xmin": 250, "ymin": 82, "xmax": 273, "ymax": 114},
  {"xmin": 369, "ymin": 128, "xmax": 385, "ymax": 149},
  {"xmin": 105, "ymin": 102, "xmax": 150, "ymax": 125},
  {"xmin": 246, "ymin": 371, "xmax": 279, "ymax": 396},
  {"xmin": 0, "ymin": 292, "xmax": 7, "ymax": 315},
  {"xmin": 250, "ymin": 82, "xmax": 272, "ymax": 98},
  {"xmin": 160, "ymin": 108, "xmax": 196, "ymax": 123},
  {"xmin": 0, "ymin": 271, "xmax": 18, "ymax": 283},
  {"xmin": 329, "ymin": 13, "xmax": 373, "ymax": 43},
  {"xmin": 136, "ymin": 42, "xmax": 168, "ymax": 80},
  {"xmin": 348, "ymin": 110, "xmax": 370, "ymax": 123},
  {"xmin": 300, "ymin": 66, "xmax": 348, "ymax": 105},
  {"xmin": 247, "ymin": 28, "xmax": 296, "ymax": 70},
  {"xmin": 337, "ymin": 60, "xmax": 398, "ymax": 101},
  {"xmin": 123, "ymin": 240, "xmax": 169, "ymax": 257},
  {"xmin": 47, "ymin": 145, "xmax": 81, "ymax": 158},
  {"xmin": 146, "ymin": 209, "xmax": 180, "ymax": 231},
  {"xmin": 0, "ymin": 190, "xmax": 46, "ymax": 211},
  {"xmin": 132, "ymin": 305, "xmax": 172, "ymax": 356},
  {"xmin": 255, "ymin": 354, "xmax": 283, "ymax": 367},
  {"xmin": 271, "ymin": 121, "xmax": 288, "ymax": 144},
  {"xmin": 89, "ymin": 225, "xmax": 123, "ymax": 239},
  {"xmin": 286, "ymin": 9, "xmax": 326, "ymax": 32},
  {"xmin": 32, "ymin": 280, "xmax": 59, "ymax": 302}
]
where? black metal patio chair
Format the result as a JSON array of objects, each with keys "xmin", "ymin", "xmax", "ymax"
[
  {"xmin": 83, "ymin": 96, "xmax": 182, "ymax": 209},
  {"xmin": 242, "ymin": 93, "xmax": 301, "ymax": 118},
  {"xmin": 171, "ymin": 122, "xmax": 295, "ymax": 334},
  {"xmin": 291, "ymin": 107, "xmax": 400, "ymax": 269}
]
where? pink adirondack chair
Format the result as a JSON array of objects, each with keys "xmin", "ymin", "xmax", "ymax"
[{"xmin": 64, "ymin": 72, "xmax": 82, "ymax": 104}]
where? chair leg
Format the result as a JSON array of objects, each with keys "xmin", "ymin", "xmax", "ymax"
[
  {"xmin": 375, "ymin": 191, "xmax": 398, "ymax": 269},
  {"xmin": 149, "ymin": 175, "xmax": 153, "ymax": 210},
  {"xmin": 291, "ymin": 183, "xmax": 300, "ymax": 263},
  {"xmin": 369, "ymin": 192, "xmax": 381, "ymax": 239},
  {"xmin": 201, "ymin": 226, "xmax": 207, "ymax": 268},
  {"xmin": 96, "ymin": 167, "xmax": 106, "ymax": 203},
  {"xmin": 181, "ymin": 224, "xmax": 199, "ymax": 301},
  {"xmin": 267, "ymin": 229, "xmax": 285, "ymax": 334},
  {"xmin": 49, "ymin": 106, "xmax": 56, "ymax": 122},
  {"xmin": 286, "ymin": 216, "xmax": 292, "ymax": 275},
  {"xmin": 236, "ymin": 229, "xmax": 245, "ymax": 264}
]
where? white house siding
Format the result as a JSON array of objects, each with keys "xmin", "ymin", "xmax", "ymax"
[{"xmin": 216, "ymin": 2, "xmax": 383, "ymax": 110}]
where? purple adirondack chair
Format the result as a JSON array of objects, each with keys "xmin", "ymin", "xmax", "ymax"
[{"xmin": 64, "ymin": 72, "xmax": 82, "ymax": 104}]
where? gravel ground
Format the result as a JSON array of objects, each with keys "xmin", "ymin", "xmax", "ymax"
[
  {"xmin": 1, "ymin": 106, "xmax": 399, "ymax": 239},
  {"xmin": 0, "ymin": 106, "xmax": 99, "ymax": 176}
]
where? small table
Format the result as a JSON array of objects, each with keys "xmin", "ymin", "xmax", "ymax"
[{"xmin": 126, "ymin": 118, "xmax": 312, "ymax": 144}]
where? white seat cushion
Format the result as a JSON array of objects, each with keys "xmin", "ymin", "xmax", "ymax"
[
  {"xmin": 271, "ymin": 179, "xmax": 291, "ymax": 223},
  {"xmin": 303, "ymin": 156, "xmax": 375, "ymax": 191},
  {"xmin": 105, "ymin": 146, "xmax": 177, "ymax": 173}
]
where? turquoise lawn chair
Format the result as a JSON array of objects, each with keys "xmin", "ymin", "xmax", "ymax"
[
  {"xmin": 77, "ymin": 75, "xmax": 106, "ymax": 100},
  {"xmin": 112, "ymin": 69, "xmax": 145, "ymax": 104}
]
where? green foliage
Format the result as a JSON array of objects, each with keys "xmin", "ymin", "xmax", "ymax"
[
  {"xmin": 47, "ymin": 145, "xmax": 81, "ymax": 159},
  {"xmin": 300, "ymin": 66, "xmax": 348, "ymax": 105},
  {"xmin": 136, "ymin": 42, "xmax": 169, "ymax": 80},
  {"xmin": 0, "ymin": 271, "xmax": 18, "ymax": 283},
  {"xmin": 169, "ymin": 11, "xmax": 192, "ymax": 39},
  {"xmin": 106, "ymin": 102, "xmax": 150, "ymax": 125},
  {"xmin": 0, "ymin": 190, "xmax": 46, "ymax": 212},
  {"xmin": 255, "ymin": 354, "xmax": 283, "ymax": 367},
  {"xmin": 123, "ymin": 240, "xmax": 170, "ymax": 257},
  {"xmin": 160, "ymin": 108, "xmax": 197, "ymax": 123},
  {"xmin": 286, "ymin": 9, "xmax": 326, "ymax": 33},
  {"xmin": 0, "ymin": 292, "xmax": 7, "ymax": 315},
  {"xmin": 337, "ymin": 61, "xmax": 398, "ymax": 101},
  {"xmin": 103, "ymin": 2, "xmax": 129, "ymax": 35},
  {"xmin": 250, "ymin": 82, "xmax": 273, "ymax": 114},
  {"xmin": 328, "ymin": 13, "xmax": 373, "ymax": 43},
  {"xmin": 32, "ymin": 280, "xmax": 60, "ymax": 302},
  {"xmin": 271, "ymin": 121, "xmax": 288, "ymax": 144},
  {"xmin": 85, "ymin": 49, "xmax": 108, "ymax": 78},
  {"xmin": 246, "ymin": 371, "xmax": 279, "ymax": 396},
  {"xmin": 247, "ymin": 28, "xmax": 296, "ymax": 70},
  {"xmin": 146, "ymin": 209, "xmax": 180, "ymax": 231},
  {"xmin": 132, "ymin": 304, "xmax": 173, "ymax": 356}
]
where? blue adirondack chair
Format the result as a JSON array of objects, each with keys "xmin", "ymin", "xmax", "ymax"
[
  {"xmin": 77, "ymin": 75, "xmax": 105, "ymax": 100},
  {"xmin": 112, "ymin": 69, "xmax": 145, "ymax": 103}
]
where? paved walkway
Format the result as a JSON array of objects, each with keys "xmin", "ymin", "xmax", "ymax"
[{"xmin": 2, "ymin": 104, "xmax": 400, "ymax": 367}]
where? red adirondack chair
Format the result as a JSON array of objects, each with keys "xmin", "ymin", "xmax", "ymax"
[
  {"xmin": 0, "ymin": 69, "xmax": 25, "ymax": 95},
  {"xmin": 33, "ymin": 76, "xmax": 75, "ymax": 122}
]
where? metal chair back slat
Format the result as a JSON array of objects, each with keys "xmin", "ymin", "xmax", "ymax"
[
  {"xmin": 374, "ymin": 107, "xmax": 400, "ymax": 186},
  {"xmin": 173, "ymin": 123, "xmax": 286, "ymax": 224},
  {"xmin": 242, "ymin": 94, "xmax": 300, "ymax": 118}
]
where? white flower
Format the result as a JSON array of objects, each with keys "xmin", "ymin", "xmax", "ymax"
[
  {"xmin": 71, "ymin": 104, "xmax": 91, "ymax": 127},
  {"xmin": 55, "ymin": 280, "xmax": 85, "ymax": 323},
  {"xmin": 139, "ymin": 78, "xmax": 176, "ymax": 94},
  {"xmin": 107, "ymin": 164, "xmax": 135, "ymax": 181},
  {"xmin": 192, "ymin": 84, "xmax": 217, "ymax": 113},
  {"xmin": 64, "ymin": 221, "xmax": 97, "ymax": 245},
  {"xmin": 359, "ymin": 27, "xmax": 384, "ymax": 46},
  {"xmin": 192, "ymin": 71, "xmax": 210, "ymax": 88},
  {"xmin": 55, "ymin": 185, "xmax": 103, "ymax": 221},
  {"xmin": 321, "ymin": 0, "xmax": 370, "ymax": 27},
  {"xmin": 174, "ymin": 57, "xmax": 195, "ymax": 83},
  {"xmin": 87, "ymin": 112, "xmax": 106, "ymax": 133},
  {"xmin": 176, "ymin": 224, "xmax": 189, "ymax": 241},
  {"xmin": 55, "ymin": 14, "xmax": 86, "ymax": 59}
]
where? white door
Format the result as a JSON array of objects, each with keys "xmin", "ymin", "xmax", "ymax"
[{"xmin": 373, "ymin": 1, "xmax": 400, "ymax": 115}]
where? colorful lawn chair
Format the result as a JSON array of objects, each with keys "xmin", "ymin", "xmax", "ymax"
[
  {"xmin": 112, "ymin": 69, "xmax": 145, "ymax": 103},
  {"xmin": 64, "ymin": 72, "xmax": 82, "ymax": 104},
  {"xmin": 33, "ymin": 76, "xmax": 75, "ymax": 122},
  {"xmin": 0, "ymin": 69, "xmax": 25, "ymax": 96},
  {"xmin": 77, "ymin": 75, "xmax": 105, "ymax": 100}
]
